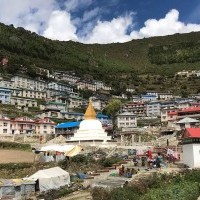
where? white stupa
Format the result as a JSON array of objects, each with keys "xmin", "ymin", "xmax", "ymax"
[{"xmin": 67, "ymin": 100, "xmax": 112, "ymax": 144}]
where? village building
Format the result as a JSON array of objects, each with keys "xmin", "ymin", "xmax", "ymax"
[
  {"xmin": 102, "ymin": 85, "xmax": 112, "ymax": 91},
  {"xmin": 167, "ymin": 107, "xmax": 200, "ymax": 122},
  {"xmin": 90, "ymin": 96, "xmax": 107, "ymax": 111},
  {"xmin": 141, "ymin": 94, "xmax": 157, "ymax": 102},
  {"xmin": 0, "ymin": 114, "xmax": 11, "ymax": 134},
  {"xmin": 46, "ymin": 89, "xmax": 61, "ymax": 99},
  {"xmin": 53, "ymin": 94, "xmax": 69, "ymax": 105},
  {"xmin": 11, "ymin": 88, "xmax": 46, "ymax": 99},
  {"xmin": 10, "ymin": 116, "xmax": 36, "ymax": 134},
  {"xmin": 0, "ymin": 115, "xmax": 56, "ymax": 135},
  {"xmin": 62, "ymin": 74, "xmax": 80, "ymax": 84},
  {"xmin": 182, "ymin": 128, "xmax": 200, "ymax": 168},
  {"xmin": 176, "ymin": 117, "xmax": 199, "ymax": 130},
  {"xmin": 168, "ymin": 117, "xmax": 199, "ymax": 130},
  {"xmin": 53, "ymin": 72, "xmax": 80, "ymax": 84},
  {"xmin": 146, "ymin": 101, "xmax": 161, "ymax": 117},
  {"xmin": 38, "ymin": 110, "xmax": 61, "ymax": 119},
  {"xmin": 48, "ymin": 82, "xmax": 73, "ymax": 92},
  {"xmin": 10, "ymin": 96, "xmax": 37, "ymax": 108},
  {"xmin": 55, "ymin": 121, "xmax": 80, "ymax": 138},
  {"xmin": 175, "ymin": 101, "xmax": 191, "ymax": 109},
  {"xmin": 126, "ymin": 88, "xmax": 135, "ymax": 93},
  {"xmin": 11, "ymin": 75, "xmax": 47, "ymax": 91},
  {"xmin": 94, "ymin": 80, "xmax": 104, "ymax": 90},
  {"xmin": 190, "ymin": 102, "xmax": 200, "ymax": 108},
  {"xmin": 35, "ymin": 67, "xmax": 50, "ymax": 77},
  {"xmin": 158, "ymin": 93, "xmax": 173, "ymax": 100},
  {"xmin": 68, "ymin": 96, "xmax": 84, "ymax": 109},
  {"xmin": 35, "ymin": 118, "xmax": 56, "ymax": 134},
  {"xmin": 160, "ymin": 107, "xmax": 177, "ymax": 122},
  {"xmin": 176, "ymin": 70, "xmax": 200, "ymax": 78},
  {"xmin": 60, "ymin": 112, "xmax": 84, "ymax": 121},
  {"xmin": 76, "ymin": 80, "xmax": 97, "ymax": 91},
  {"xmin": 21, "ymin": 89, "xmax": 47, "ymax": 99},
  {"xmin": 176, "ymin": 70, "xmax": 190, "ymax": 77},
  {"xmin": 0, "ymin": 80, "xmax": 13, "ymax": 88},
  {"xmin": 96, "ymin": 113, "xmax": 110, "ymax": 126},
  {"xmin": 117, "ymin": 112, "xmax": 137, "ymax": 131},
  {"xmin": 0, "ymin": 87, "xmax": 11, "ymax": 104},
  {"xmin": 45, "ymin": 101, "xmax": 67, "ymax": 112},
  {"xmin": 122, "ymin": 102, "xmax": 146, "ymax": 117}
]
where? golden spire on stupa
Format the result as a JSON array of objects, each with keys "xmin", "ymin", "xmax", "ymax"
[{"xmin": 84, "ymin": 100, "xmax": 96, "ymax": 120}]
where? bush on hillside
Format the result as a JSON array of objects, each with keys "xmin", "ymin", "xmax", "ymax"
[
  {"xmin": 140, "ymin": 181, "xmax": 200, "ymax": 200},
  {"xmin": 98, "ymin": 156, "xmax": 121, "ymax": 167},
  {"xmin": 91, "ymin": 187, "xmax": 111, "ymax": 200},
  {"xmin": 109, "ymin": 187, "xmax": 140, "ymax": 200},
  {"xmin": 71, "ymin": 154, "xmax": 88, "ymax": 164}
]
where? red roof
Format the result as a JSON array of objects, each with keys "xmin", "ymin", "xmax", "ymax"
[
  {"xmin": 178, "ymin": 107, "xmax": 200, "ymax": 113},
  {"xmin": 168, "ymin": 111, "xmax": 177, "ymax": 115},
  {"xmin": 168, "ymin": 107, "xmax": 200, "ymax": 115},
  {"xmin": 184, "ymin": 128, "xmax": 200, "ymax": 138}
]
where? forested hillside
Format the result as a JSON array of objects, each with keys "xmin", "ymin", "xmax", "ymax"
[{"xmin": 0, "ymin": 22, "xmax": 200, "ymax": 95}]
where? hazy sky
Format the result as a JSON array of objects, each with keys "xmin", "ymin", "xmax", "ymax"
[{"xmin": 0, "ymin": 0, "xmax": 200, "ymax": 43}]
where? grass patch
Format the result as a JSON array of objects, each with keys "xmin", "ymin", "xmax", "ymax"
[
  {"xmin": 0, "ymin": 141, "xmax": 31, "ymax": 151},
  {"xmin": 0, "ymin": 162, "xmax": 33, "ymax": 170}
]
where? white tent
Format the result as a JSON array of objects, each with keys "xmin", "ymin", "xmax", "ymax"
[
  {"xmin": 27, "ymin": 167, "xmax": 70, "ymax": 192},
  {"xmin": 40, "ymin": 145, "xmax": 75, "ymax": 152}
]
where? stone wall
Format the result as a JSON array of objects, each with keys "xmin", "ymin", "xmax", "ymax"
[{"xmin": 0, "ymin": 134, "xmax": 55, "ymax": 144}]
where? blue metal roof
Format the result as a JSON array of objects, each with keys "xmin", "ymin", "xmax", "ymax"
[
  {"xmin": 56, "ymin": 121, "xmax": 80, "ymax": 129},
  {"xmin": 97, "ymin": 113, "xmax": 109, "ymax": 119}
]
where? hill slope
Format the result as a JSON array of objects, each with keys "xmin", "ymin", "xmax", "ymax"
[{"xmin": 0, "ymin": 23, "xmax": 200, "ymax": 94}]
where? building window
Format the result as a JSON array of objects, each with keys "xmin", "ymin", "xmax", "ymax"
[
  {"xmin": 3, "ymin": 122, "xmax": 7, "ymax": 126},
  {"xmin": 3, "ymin": 129, "xmax": 7, "ymax": 133},
  {"xmin": 44, "ymin": 125, "xmax": 47, "ymax": 129}
]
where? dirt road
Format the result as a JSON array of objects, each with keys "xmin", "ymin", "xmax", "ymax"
[{"xmin": 0, "ymin": 150, "xmax": 34, "ymax": 163}]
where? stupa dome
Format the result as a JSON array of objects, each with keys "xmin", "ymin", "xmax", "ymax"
[
  {"xmin": 79, "ymin": 119, "xmax": 102, "ymax": 130},
  {"xmin": 67, "ymin": 99, "xmax": 112, "ymax": 144}
]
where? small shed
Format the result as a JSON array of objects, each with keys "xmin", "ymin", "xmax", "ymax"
[
  {"xmin": 0, "ymin": 179, "xmax": 35, "ymax": 200},
  {"xmin": 27, "ymin": 167, "xmax": 70, "ymax": 192},
  {"xmin": 182, "ymin": 128, "xmax": 200, "ymax": 168}
]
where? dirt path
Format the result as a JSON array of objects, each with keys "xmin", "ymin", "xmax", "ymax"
[
  {"xmin": 58, "ymin": 191, "xmax": 92, "ymax": 200},
  {"xmin": 0, "ymin": 150, "xmax": 34, "ymax": 163}
]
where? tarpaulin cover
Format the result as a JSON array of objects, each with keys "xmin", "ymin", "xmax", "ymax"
[{"xmin": 64, "ymin": 145, "xmax": 84, "ymax": 157}]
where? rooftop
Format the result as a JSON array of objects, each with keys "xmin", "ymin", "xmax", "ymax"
[
  {"xmin": 176, "ymin": 117, "xmax": 199, "ymax": 124},
  {"xmin": 56, "ymin": 121, "xmax": 80, "ymax": 129},
  {"xmin": 184, "ymin": 128, "xmax": 200, "ymax": 138}
]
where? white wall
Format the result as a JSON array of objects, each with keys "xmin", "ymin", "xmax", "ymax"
[
  {"xmin": 193, "ymin": 144, "xmax": 200, "ymax": 168},
  {"xmin": 183, "ymin": 144, "xmax": 194, "ymax": 168},
  {"xmin": 183, "ymin": 144, "xmax": 200, "ymax": 168}
]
